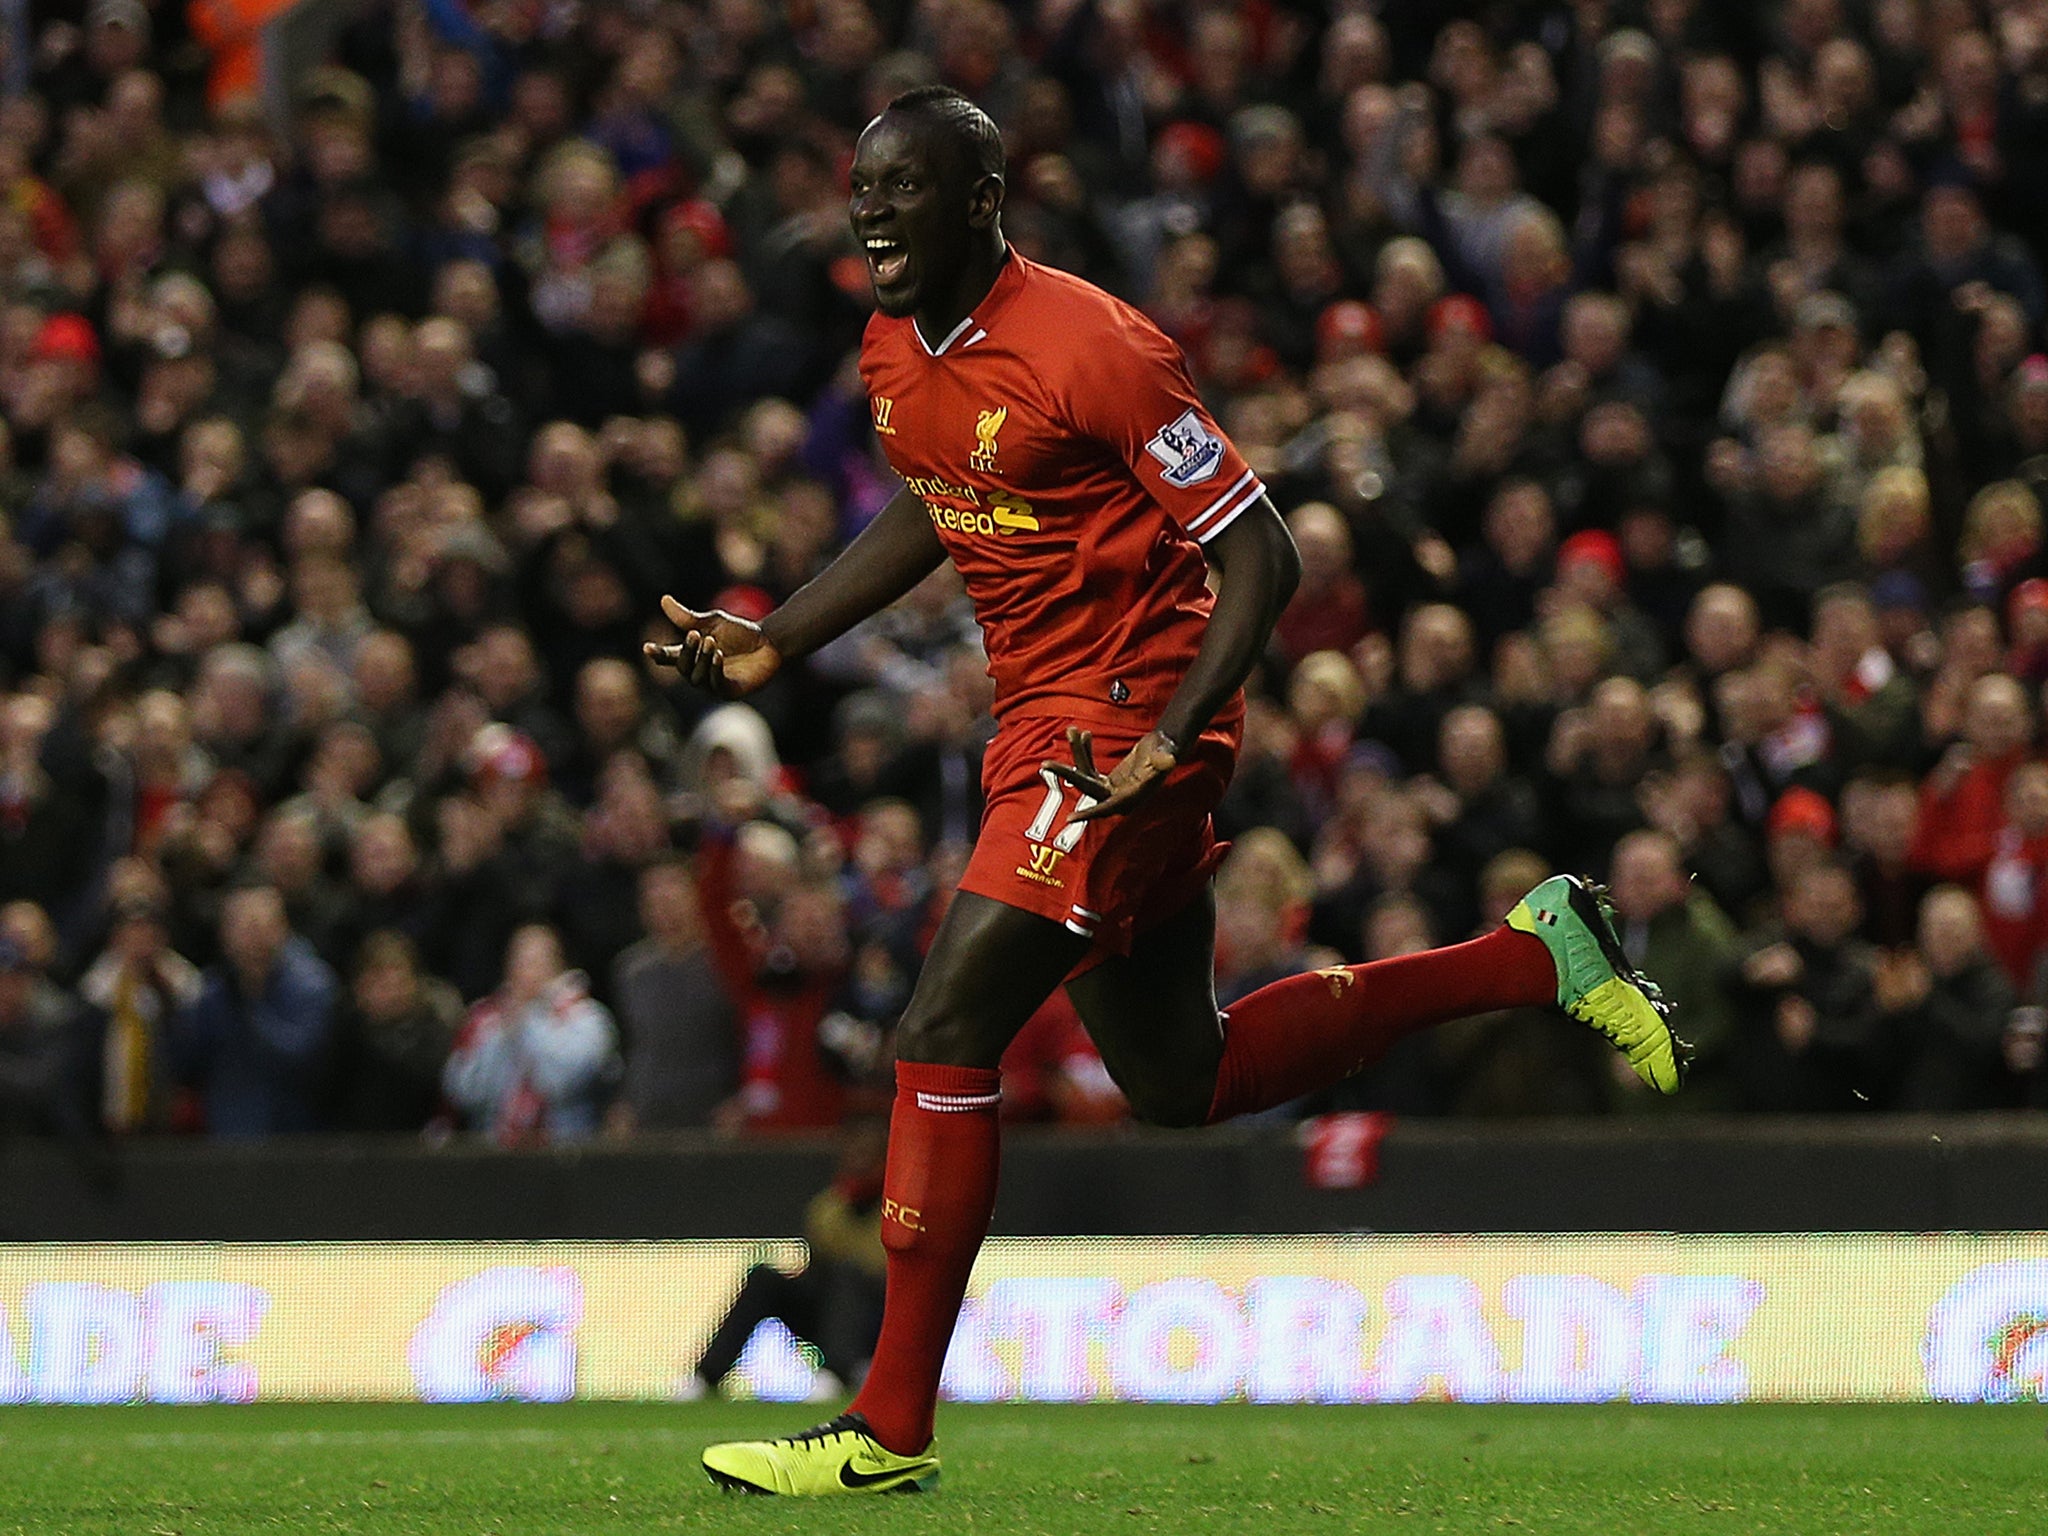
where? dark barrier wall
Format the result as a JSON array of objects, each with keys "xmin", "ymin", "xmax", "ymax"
[{"xmin": 4, "ymin": 1117, "xmax": 2046, "ymax": 1240}]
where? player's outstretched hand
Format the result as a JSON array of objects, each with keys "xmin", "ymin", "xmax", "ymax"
[
  {"xmin": 1044, "ymin": 725, "xmax": 1177, "ymax": 824},
  {"xmin": 643, "ymin": 595, "xmax": 783, "ymax": 699}
]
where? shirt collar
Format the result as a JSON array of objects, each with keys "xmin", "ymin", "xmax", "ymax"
[{"xmin": 911, "ymin": 250, "xmax": 1026, "ymax": 357}]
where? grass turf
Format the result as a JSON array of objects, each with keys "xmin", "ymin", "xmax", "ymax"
[{"xmin": 0, "ymin": 1402, "xmax": 2039, "ymax": 1535}]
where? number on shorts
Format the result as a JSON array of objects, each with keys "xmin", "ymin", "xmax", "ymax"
[{"xmin": 1026, "ymin": 767, "xmax": 1096, "ymax": 853}]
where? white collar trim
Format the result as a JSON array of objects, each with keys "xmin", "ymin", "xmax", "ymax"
[{"xmin": 915, "ymin": 314, "xmax": 979, "ymax": 357}]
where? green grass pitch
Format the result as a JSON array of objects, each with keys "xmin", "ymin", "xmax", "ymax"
[{"xmin": 0, "ymin": 1401, "xmax": 2041, "ymax": 1534}]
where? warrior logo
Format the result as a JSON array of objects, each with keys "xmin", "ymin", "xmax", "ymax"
[{"xmin": 1314, "ymin": 966, "xmax": 1356, "ymax": 1000}]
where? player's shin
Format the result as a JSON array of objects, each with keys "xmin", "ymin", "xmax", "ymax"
[
  {"xmin": 845, "ymin": 1060, "xmax": 1002, "ymax": 1454},
  {"xmin": 1205, "ymin": 926, "xmax": 1556, "ymax": 1122}
]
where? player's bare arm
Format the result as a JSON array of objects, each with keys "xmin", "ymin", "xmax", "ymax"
[
  {"xmin": 1048, "ymin": 494, "xmax": 1300, "ymax": 821},
  {"xmin": 644, "ymin": 484, "xmax": 946, "ymax": 698}
]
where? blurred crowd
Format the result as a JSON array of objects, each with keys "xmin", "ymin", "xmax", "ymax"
[{"xmin": 10, "ymin": 0, "xmax": 2048, "ymax": 1142}]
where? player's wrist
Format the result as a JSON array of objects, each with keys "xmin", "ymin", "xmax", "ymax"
[
  {"xmin": 755, "ymin": 610, "xmax": 800, "ymax": 661},
  {"xmin": 1149, "ymin": 725, "xmax": 1183, "ymax": 762}
]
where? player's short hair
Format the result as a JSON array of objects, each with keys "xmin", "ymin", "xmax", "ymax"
[{"xmin": 885, "ymin": 85, "xmax": 1005, "ymax": 183}]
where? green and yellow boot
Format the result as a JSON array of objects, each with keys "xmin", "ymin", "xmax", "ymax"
[
  {"xmin": 703, "ymin": 1412, "xmax": 940, "ymax": 1496},
  {"xmin": 1508, "ymin": 874, "xmax": 1688, "ymax": 1093}
]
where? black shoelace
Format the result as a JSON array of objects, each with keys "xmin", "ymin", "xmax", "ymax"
[{"xmin": 779, "ymin": 1412, "xmax": 872, "ymax": 1446}]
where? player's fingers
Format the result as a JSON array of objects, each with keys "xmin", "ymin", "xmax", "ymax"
[
  {"xmin": 646, "ymin": 641, "xmax": 696, "ymax": 670},
  {"xmin": 699, "ymin": 644, "xmax": 728, "ymax": 692},
  {"xmin": 683, "ymin": 634, "xmax": 719, "ymax": 689},
  {"xmin": 1068, "ymin": 768, "xmax": 1164, "ymax": 823},
  {"xmin": 1043, "ymin": 760, "xmax": 1110, "ymax": 797},
  {"xmin": 1066, "ymin": 788, "xmax": 1131, "ymax": 824},
  {"xmin": 660, "ymin": 594, "xmax": 706, "ymax": 633},
  {"xmin": 642, "ymin": 641, "xmax": 677, "ymax": 667},
  {"xmin": 1066, "ymin": 727, "xmax": 1098, "ymax": 778}
]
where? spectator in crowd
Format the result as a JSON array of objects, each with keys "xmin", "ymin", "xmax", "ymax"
[
  {"xmin": 330, "ymin": 930, "xmax": 462, "ymax": 1134},
  {"xmin": 171, "ymin": 883, "xmax": 338, "ymax": 1136},
  {"xmin": 77, "ymin": 895, "xmax": 201, "ymax": 1134},
  {"xmin": 443, "ymin": 922, "xmax": 620, "ymax": 1146},
  {"xmin": 610, "ymin": 856, "xmax": 738, "ymax": 1132},
  {"xmin": 1416, "ymin": 703, "xmax": 1543, "ymax": 907},
  {"xmin": 1909, "ymin": 673, "xmax": 2034, "ymax": 885},
  {"xmin": 1981, "ymin": 761, "xmax": 2048, "ymax": 994},
  {"xmin": 1840, "ymin": 772, "xmax": 1929, "ymax": 950},
  {"xmin": 0, "ymin": 693, "xmax": 103, "ymax": 933},
  {"xmin": 1884, "ymin": 886, "xmax": 2018, "ymax": 1112},
  {"xmin": 1729, "ymin": 862, "xmax": 1886, "ymax": 1113},
  {"xmin": 1605, "ymin": 830, "xmax": 1742, "ymax": 1108},
  {"xmin": 1809, "ymin": 583, "xmax": 1919, "ymax": 772},
  {"xmin": 0, "ymin": 934, "xmax": 91, "ymax": 1138},
  {"xmin": 1276, "ymin": 502, "xmax": 1372, "ymax": 665},
  {"xmin": 1213, "ymin": 830, "xmax": 1323, "ymax": 1009}
]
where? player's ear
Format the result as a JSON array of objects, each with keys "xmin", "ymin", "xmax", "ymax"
[{"xmin": 967, "ymin": 172, "xmax": 1004, "ymax": 230}]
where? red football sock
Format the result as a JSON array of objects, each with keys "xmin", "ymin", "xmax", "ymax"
[
  {"xmin": 847, "ymin": 1061, "xmax": 1002, "ymax": 1454},
  {"xmin": 1207, "ymin": 926, "xmax": 1557, "ymax": 1122}
]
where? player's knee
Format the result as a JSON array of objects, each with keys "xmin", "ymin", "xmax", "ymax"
[
  {"xmin": 894, "ymin": 1002, "xmax": 1005, "ymax": 1069},
  {"xmin": 1124, "ymin": 1078, "xmax": 1214, "ymax": 1130}
]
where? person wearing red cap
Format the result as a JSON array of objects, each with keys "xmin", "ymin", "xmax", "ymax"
[
  {"xmin": 645, "ymin": 198, "xmax": 737, "ymax": 345},
  {"xmin": 1769, "ymin": 786, "xmax": 1839, "ymax": 842},
  {"xmin": 1315, "ymin": 299, "xmax": 1383, "ymax": 365},
  {"xmin": 1428, "ymin": 293, "xmax": 1494, "ymax": 347},
  {"xmin": 1414, "ymin": 294, "xmax": 1501, "ymax": 424},
  {"xmin": 1557, "ymin": 527, "xmax": 1624, "ymax": 585},
  {"xmin": 18, "ymin": 314, "xmax": 103, "ymax": 427},
  {"xmin": 1153, "ymin": 121, "xmax": 1225, "ymax": 188},
  {"xmin": 467, "ymin": 722, "xmax": 584, "ymax": 919},
  {"xmin": 1119, "ymin": 124, "xmax": 1227, "ymax": 319},
  {"xmin": 1765, "ymin": 785, "xmax": 1840, "ymax": 896},
  {"xmin": 31, "ymin": 313, "xmax": 100, "ymax": 369},
  {"xmin": 1554, "ymin": 527, "xmax": 1665, "ymax": 681}
]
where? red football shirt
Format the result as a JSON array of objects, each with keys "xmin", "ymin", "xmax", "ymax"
[{"xmin": 859, "ymin": 253, "xmax": 1266, "ymax": 727}]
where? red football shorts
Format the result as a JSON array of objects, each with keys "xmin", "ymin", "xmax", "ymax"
[{"xmin": 958, "ymin": 708, "xmax": 1240, "ymax": 974}]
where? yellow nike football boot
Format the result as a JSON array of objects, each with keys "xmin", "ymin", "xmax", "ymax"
[
  {"xmin": 1507, "ymin": 874, "xmax": 1688, "ymax": 1093},
  {"xmin": 703, "ymin": 1412, "xmax": 940, "ymax": 1496}
]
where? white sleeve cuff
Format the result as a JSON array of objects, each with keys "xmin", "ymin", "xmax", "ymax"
[{"xmin": 1193, "ymin": 476, "xmax": 1266, "ymax": 543}]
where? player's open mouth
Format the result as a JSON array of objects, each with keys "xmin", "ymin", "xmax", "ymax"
[{"xmin": 865, "ymin": 238, "xmax": 910, "ymax": 287}]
